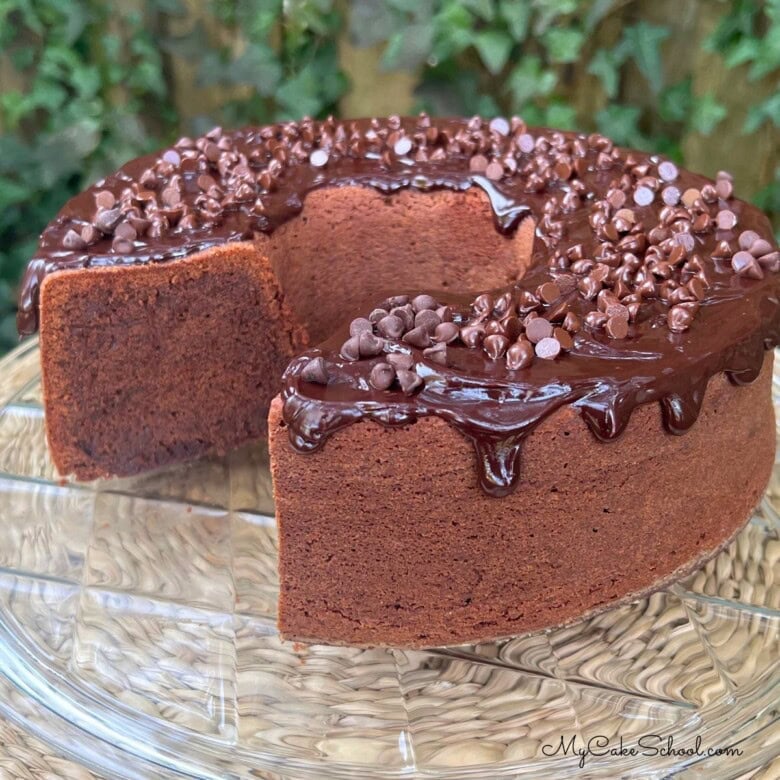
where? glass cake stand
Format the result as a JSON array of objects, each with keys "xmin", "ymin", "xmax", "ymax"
[{"xmin": 0, "ymin": 338, "xmax": 777, "ymax": 780}]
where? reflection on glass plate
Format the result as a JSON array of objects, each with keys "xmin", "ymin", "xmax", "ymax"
[{"xmin": 0, "ymin": 339, "xmax": 777, "ymax": 779}]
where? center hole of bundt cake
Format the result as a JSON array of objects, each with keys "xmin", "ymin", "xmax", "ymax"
[{"xmin": 266, "ymin": 185, "xmax": 535, "ymax": 343}]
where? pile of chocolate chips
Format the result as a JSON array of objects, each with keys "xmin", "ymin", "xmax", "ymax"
[{"xmin": 300, "ymin": 289, "xmax": 586, "ymax": 394}]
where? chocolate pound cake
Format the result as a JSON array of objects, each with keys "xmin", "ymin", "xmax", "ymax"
[{"xmin": 19, "ymin": 116, "xmax": 780, "ymax": 647}]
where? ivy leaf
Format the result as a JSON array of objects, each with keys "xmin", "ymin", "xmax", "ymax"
[
  {"xmin": 587, "ymin": 49, "xmax": 621, "ymax": 98},
  {"xmin": 430, "ymin": 3, "xmax": 474, "ymax": 61},
  {"xmin": 474, "ymin": 30, "xmax": 513, "ymax": 74},
  {"xmin": 542, "ymin": 102, "xmax": 578, "ymax": 129},
  {"xmin": 227, "ymin": 44, "xmax": 282, "ymax": 96},
  {"xmin": 585, "ymin": 0, "xmax": 619, "ymax": 32},
  {"xmin": 595, "ymin": 104, "xmax": 645, "ymax": 148},
  {"xmin": 658, "ymin": 78, "xmax": 692, "ymax": 123},
  {"xmin": 507, "ymin": 57, "xmax": 557, "ymax": 108},
  {"xmin": 744, "ymin": 92, "xmax": 780, "ymax": 133},
  {"xmin": 499, "ymin": 0, "xmax": 530, "ymax": 41},
  {"xmin": 349, "ymin": 0, "xmax": 395, "ymax": 47},
  {"xmin": 381, "ymin": 23, "xmax": 433, "ymax": 70},
  {"xmin": 619, "ymin": 22, "xmax": 670, "ymax": 94},
  {"xmin": 460, "ymin": 0, "xmax": 495, "ymax": 21},
  {"xmin": 532, "ymin": 0, "xmax": 578, "ymax": 35},
  {"xmin": 748, "ymin": 23, "xmax": 780, "ymax": 80},
  {"xmin": 723, "ymin": 37, "xmax": 761, "ymax": 68},
  {"xmin": 543, "ymin": 27, "xmax": 585, "ymax": 64},
  {"xmin": 690, "ymin": 94, "xmax": 727, "ymax": 135}
]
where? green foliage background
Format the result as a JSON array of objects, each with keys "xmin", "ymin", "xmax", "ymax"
[{"xmin": 0, "ymin": 0, "xmax": 778, "ymax": 355}]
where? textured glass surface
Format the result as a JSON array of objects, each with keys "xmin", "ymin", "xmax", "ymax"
[{"xmin": 0, "ymin": 339, "xmax": 777, "ymax": 779}]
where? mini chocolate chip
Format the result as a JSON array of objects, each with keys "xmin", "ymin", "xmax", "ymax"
[
  {"xmin": 555, "ymin": 273, "xmax": 577, "ymax": 294},
  {"xmin": 633, "ymin": 186, "xmax": 654, "ymax": 206},
  {"xmin": 114, "ymin": 221, "xmax": 137, "ymax": 241},
  {"xmin": 525, "ymin": 317, "xmax": 553, "ymax": 343},
  {"xmin": 386, "ymin": 352, "xmax": 414, "ymax": 371},
  {"xmin": 658, "ymin": 161, "xmax": 678, "ymax": 181},
  {"xmin": 662, "ymin": 186, "xmax": 681, "ymax": 206},
  {"xmin": 517, "ymin": 133, "xmax": 535, "ymax": 153},
  {"xmin": 390, "ymin": 305, "xmax": 415, "ymax": 330},
  {"xmin": 112, "ymin": 237, "xmax": 134, "ymax": 254},
  {"xmin": 535, "ymin": 336, "xmax": 561, "ymax": 360},
  {"xmin": 393, "ymin": 136, "xmax": 413, "ymax": 156},
  {"xmin": 562, "ymin": 311, "xmax": 582, "ymax": 333},
  {"xmin": 738, "ymin": 230, "xmax": 760, "ymax": 250},
  {"xmin": 605, "ymin": 315, "xmax": 628, "ymax": 339},
  {"xmin": 423, "ymin": 342, "xmax": 448, "ymax": 365},
  {"xmin": 436, "ymin": 305, "xmax": 453, "ymax": 322},
  {"xmin": 731, "ymin": 250, "xmax": 764, "ymax": 279},
  {"xmin": 537, "ymin": 281, "xmax": 561, "ymax": 304},
  {"xmin": 712, "ymin": 240, "xmax": 732, "ymax": 258},
  {"xmin": 584, "ymin": 311, "xmax": 608, "ymax": 330},
  {"xmin": 415, "ymin": 309, "xmax": 441, "ymax": 333},
  {"xmin": 460, "ymin": 323, "xmax": 485, "ymax": 348},
  {"xmin": 402, "ymin": 326, "xmax": 432, "ymax": 349},
  {"xmin": 716, "ymin": 210, "xmax": 737, "ymax": 231},
  {"xmin": 340, "ymin": 335, "xmax": 361, "ymax": 361},
  {"xmin": 758, "ymin": 251, "xmax": 780, "ymax": 272},
  {"xmin": 506, "ymin": 340, "xmax": 534, "ymax": 370},
  {"xmin": 95, "ymin": 190, "xmax": 116, "ymax": 210},
  {"xmin": 80, "ymin": 224, "xmax": 99, "ymax": 245},
  {"xmin": 412, "ymin": 294, "xmax": 438, "ymax": 312},
  {"xmin": 489, "ymin": 116, "xmax": 510, "ymax": 135},
  {"xmin": 95, "ymin": 207, "xmax": 122, "ymax": 233},
  {"xmin": 473, "ymin": 293, "xmax": 494, "ymax": 314},
  {"xmin": 469, "ymin": 154, "xmax": 489, "ymax": 172},
  {"xmin": 483, "ymin": 334, "xmax": 509, "ymax": 360},
  {"xmin": 301, "ymin": 356, "xmax": 329, "ymax": 384},
  {"xmin": 681, "ymin": 188, "xmax": 701, "ymax": 207},
  {"xmin": 358, "ymin": 330, "xmax": 385, "ymax": 357},
  {"xmin": 715, "ymin": 177, "xmax": 733, "ymax": 200},
  {"xmin": 667, "ymin": 305, "xmax": 694, "ymax": 333},
  {"xmin": 349, "ymin": 317, "xmax": 373, "ymax": 337},
  {"xmin": 309, "ymin": 149, "xmax": 329, "ymax": 167},
  {"xmin": 687, "ymin": 277, "xmax": 706, "ymax": 300},
  {"xmin": 553, "ymin": 327, "xmax": 573, "ymax": 351},
  {"xmin": 485, "ymin": 161, "xmax": 503, "ymax": 180},
  {"xmin": 749, "ymin": 239, "xmax": 773, "ymax": 258},
  {"xmin": 396, "ymin": 368, "xmax": 423, "ymax": 396},
  {"xmin": 369, "ymin": 308, "xmax": 388, "ymax": 324},
  {"xmin": 386, "ymin": 294, "xmax": 410, "ymax": 308},
  {"xmin": 377, "ymin": 314, "xmax": 405, "ymax": 339},
  {"xmin": 605, "ymin": 302, "xmax": 629, "ymax": 321},
  {"xmin": 369, "ymin": 362, "xmax": 396, "ymax": 391},
  {"xmin": 433, "ymin": 321, "xmax": 459, "ymax": 343},
  {"xmin": 63, "ymin": 229, "xmax": 87, "ymax": 250}
]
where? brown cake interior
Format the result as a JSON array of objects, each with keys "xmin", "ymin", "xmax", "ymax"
[{"xmin": 40, "ymin": 186, "xmax": 533, "ymax": 479}]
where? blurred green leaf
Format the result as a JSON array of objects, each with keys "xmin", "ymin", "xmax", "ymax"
[
  {"xmin": 381, "ymin": 23, "xmax": 433, "ymax": 70},
  {"xmin": 543, "ymin": 27, "xmax": 585, "ymax": 64},
  {"xmin": 690, "ymin": 94, "xmax": 727, "ymax": 135},
  {"xmin": 499, "ymin": 0, "xmax": 530, "ymax": 41},
  {"xmin": 507, "ymin": 57, "xmax": 556, "ymax": 107},
  {"xmin": 744, "ymin": 92, "xmax": 780, "ymax": 133},
  {"xmin": 474, "ymin": 29, "xmax": 513, "ymax": 74},
  {"xmin": 587, "ymin": 49, "xmax": 621, "ymax": 98},
  {"xmin": 619, "ymin": 22, "xmax": 670, "ymax": 94}
]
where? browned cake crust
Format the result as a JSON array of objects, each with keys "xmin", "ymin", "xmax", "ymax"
[{"xmin": 270, "ymin": 355, "xmax": 774, "ymax": 647}]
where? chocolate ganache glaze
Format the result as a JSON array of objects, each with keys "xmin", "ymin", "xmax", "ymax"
[{"xmin": 18, "ymin": 116, "xmax": 780, "ymax": 495}]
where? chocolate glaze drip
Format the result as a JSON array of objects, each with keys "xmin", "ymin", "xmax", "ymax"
[{"xmin": 17, "ymin": 117, "xmax": 780, "ymax": 496}]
